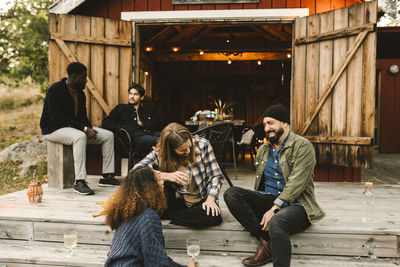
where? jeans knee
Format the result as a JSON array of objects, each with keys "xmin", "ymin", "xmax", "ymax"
[
  {"xmin": 223, "ymin": 186, "xmax": 238, "ymax": 203},
  {"xmin": 269, "ymin": 215, "xmax": 288, "ymax": 237},
  {"xmin": 74, "ymin": 132, "xmax": 87, "ymax": 145},
  {"xmin": 104, "ymin": 130, "xmax": 114, "ymax": 142}
]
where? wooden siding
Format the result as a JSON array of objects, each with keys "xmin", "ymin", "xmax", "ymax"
[
  {"xmin": 376, "ymin": 58, "xmax": 400, "ymax": 153},
  {"xmin": 48, "ymin": 14, "xmax": 132, "ymax": 126},
  {"xmin": 72, "ymin": 0, "xmax": 363, "ymax": 19},
  {"xmin": 291, "ymin": 1, "xmax": 376, "ymax": 168}
]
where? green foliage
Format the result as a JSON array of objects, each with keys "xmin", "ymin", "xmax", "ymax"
[
  {"xmin": 0, "ymin": 0, "xmax": 54, "ymax": 92},
  {"xmin": 0, "ymin": 160, "xmax": 47, "ymax": 196}
]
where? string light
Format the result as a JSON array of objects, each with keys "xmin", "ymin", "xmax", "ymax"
[
  {"xmin": 199, "ymin": 50, "xmax": 204, "ymax": 55},
  {"xmin": 145, "ymin": 45, "xmax": 152, "ymax": 52},
  {"xmin": 172, "ymin": 46, "xmax": 180, "ymax": 52},
  {"xmin": 257, "ymin": 59, "xmax": 262, "ymax": 66},
  {"xmin": 227, "ymin": 59, "xmax": 232, "ymax": 64},
  {"xmin": 287, "ymin": 53, "xmax": 292, "ymax": 58}
]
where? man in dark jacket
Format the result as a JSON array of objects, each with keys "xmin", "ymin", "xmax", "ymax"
[
  {"xmin": 102, "ymin": 83, "xmax": 161, "ymax": 155},
  {"xmin": 40, "ymin": 62, "xmax": 120, "ymax": 195}
]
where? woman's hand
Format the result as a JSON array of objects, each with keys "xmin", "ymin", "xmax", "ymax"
[
  {"xmin": 202, "ymin": 195, "xmax": 221, "ymax": 216},
  {"xmin": 160, "ymin": 171, "xmax": 189, "ymax": 186},
  {"xmin": 186, "ymin": 260, "xmax": 198, "ymax": 267}
]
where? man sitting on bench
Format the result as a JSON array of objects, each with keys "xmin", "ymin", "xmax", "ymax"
[{"xmin": 40, "ymin": 62, "xmax": 120, "ymax": 195}]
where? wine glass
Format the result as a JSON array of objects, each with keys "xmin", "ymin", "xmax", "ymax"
[
  {"xmin": 63, "ymin": 231, "xmax": 78, "ymax": 258},
  {"xmin": 186, "ymin": 238, "xmax": 200, "ymax": 261},
  {"xmin": 177, "ymin": 170, "xmax": 192, "ymax": 194}
]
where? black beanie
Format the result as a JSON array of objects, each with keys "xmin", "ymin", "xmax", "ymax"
[{"xmin": 262, "ymin": 103, "xmax": 290, "ymax": 124}]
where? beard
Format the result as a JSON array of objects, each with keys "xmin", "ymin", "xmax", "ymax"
[
  {"xmin": 75, "ymin": 82, "xmax": 86, "ymax": 90},
  {"xmin": 267, "ymin": 127, "xmax": 284, "ymax": 144}
]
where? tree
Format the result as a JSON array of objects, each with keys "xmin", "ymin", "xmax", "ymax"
[
  {"xmin": 378, "ymin": 0, "xmax": 400, "ymax": 26},
  {"xmin": 0, "ymin": 0, "xmax": 54, "ymax": 91}
]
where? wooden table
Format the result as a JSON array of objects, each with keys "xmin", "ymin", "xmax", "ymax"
[{"xmin": 185, "ymin": 119, "xmax": 245, "ymax": 127}]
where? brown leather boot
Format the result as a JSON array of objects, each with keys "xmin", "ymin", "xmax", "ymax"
[{"xmin": 242, "ymin": 237, "xmax": 272, "ymax": 266}]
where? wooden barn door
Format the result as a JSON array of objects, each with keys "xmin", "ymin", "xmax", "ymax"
[
  {"xmin": 291, "ymin": 1, "xmax": 377, "ymax": 168},
  {"xmin": 48, "ymin": 14, "xmax": 133, "ymax": 126},
  {"xmin": 377, "ymin": 58, "xmax": 400, "ymax": 153}
]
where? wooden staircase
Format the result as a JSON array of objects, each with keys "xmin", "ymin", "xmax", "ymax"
[{"xmin": 0, "ymin": 178, "xmax": 399, "ymax": 266}]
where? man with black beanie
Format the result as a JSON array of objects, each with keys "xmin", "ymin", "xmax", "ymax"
[{"xmin": 224, "ymin": 103, "xmax": 325, "ymax": 267}]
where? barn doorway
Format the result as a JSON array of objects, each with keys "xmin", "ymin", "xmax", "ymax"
[{"xmin": 136, "ymin": 23, "xmax": 293, "ymax": 128}]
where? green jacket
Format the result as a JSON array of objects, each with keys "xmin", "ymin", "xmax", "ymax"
[{"xmin": 254, "ymin": 131, "xmax": 325, "ymax": 223}]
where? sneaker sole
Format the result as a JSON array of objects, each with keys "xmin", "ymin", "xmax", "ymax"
[
  {"xmin": 98, "ymin": 183, "xmax": 120, "ymax": 187},
  {"xmin": 74, "ymin": 189, "xmax": 94, "ymax": 195}
]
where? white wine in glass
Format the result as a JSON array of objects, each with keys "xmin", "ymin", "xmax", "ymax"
[
  {"xmin": 186, "ymin": 238, "xmax": 200, "ymax": 260},
  {"xmin": 178, "ymin": 170, "xmax": 192, "ymax": 194},
  {"xmin": 63, "ymin": 231, "xmax": 78, "ymax": 258}
]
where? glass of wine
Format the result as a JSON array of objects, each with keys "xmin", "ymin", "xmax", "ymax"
[
  {"xmin": 178, "ymin": 170, "xmax": 192, "ymax": 194},
  {"xmin": 63, "ymin": 231, "xmax": 78, "ymax": 258},
  {"xmin": 186, "ymin": 238, "xmax": 200, "ymax": 261}
]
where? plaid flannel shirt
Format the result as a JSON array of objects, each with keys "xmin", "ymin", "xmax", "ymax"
[{"xmin": 133, "ymin": 136, "xmax": 224, "ymax": 200}]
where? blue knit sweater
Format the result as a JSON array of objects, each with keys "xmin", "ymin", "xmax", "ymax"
[{"xmin": 105, "ymin": 208, "xmax": 185, "ymax": 267}]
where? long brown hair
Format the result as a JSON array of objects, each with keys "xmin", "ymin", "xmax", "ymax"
[
  {"xmin": 104, "ymin": 167, "xmax": 167, "ymax": 230},
  {"xmin": 155, "ymin": 122, "xmax": 196, "ymax": 172}
]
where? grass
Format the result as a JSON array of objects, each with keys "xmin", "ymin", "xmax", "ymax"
[
  {"xmin": 0, "ymin": 82, "xmax": 43, "ymax": 151},
  {"xmin": 0, "ymin": 161, "xmax": 47, "ymax": 196},
  {"xmin": 0, "ymin": 81, "xmax": 46, "ymax": 195}
]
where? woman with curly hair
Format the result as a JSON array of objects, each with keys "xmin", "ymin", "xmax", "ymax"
[
  {"xmin": 104, "ymin": 166, "xmax": 197, "ymax": 267},
  {"xmin": 133, "ymin": 122, "xmax": 224, "ymax": 229}
]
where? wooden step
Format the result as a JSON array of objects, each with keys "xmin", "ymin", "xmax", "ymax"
[
  {"xmin": 0, "ymin": 240, "xmax": 399, "ymax": 267},
  {"xmin": 0, "ymin": 178, "xmax": 399, "ymax": 262}
]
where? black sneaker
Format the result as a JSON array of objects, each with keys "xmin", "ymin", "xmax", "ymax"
[
  {"xmin": 74, "ymin": 180, "xmax": 94, "ymax": 195},
  {"xmin": 99, "ymin": 175, "xmax": 120, "ymax": 187}
]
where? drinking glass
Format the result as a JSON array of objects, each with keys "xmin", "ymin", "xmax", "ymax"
[
  {"xmin": 178, "ymin": 170, "xmax": 192, "ymax": 194},
  {"xmin": 186, "ymin": 238, "xmax": 200, "ymax": 260},
  {"xmin": 63, "ymin": 231, "xmax": 78, "ymax": 258}
]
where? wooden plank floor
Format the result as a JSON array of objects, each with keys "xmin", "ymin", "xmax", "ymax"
[
  {"xmin": 0, "ymin": 240, "xmax": 399, "ymax": 267},
  {"xmin": 0, "ymin": 168, "xmax": 399, "ymax": 266}
]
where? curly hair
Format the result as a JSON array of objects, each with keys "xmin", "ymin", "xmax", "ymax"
[
  {"xmin": 104, "ymin": 167, "xmax": 167, "ymax": 230},
  {"xmin": 155, "ymin": 122, "xmax": 196, "ymax": 172}
]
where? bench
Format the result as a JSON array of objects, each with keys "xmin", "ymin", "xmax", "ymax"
[
  {"xmin": 47, "ymin": 141, "xmax": 75, "ymax": 189},
  {"xmin": 46, "ymin": 141, "xmax": 127, "ymax": 189}
]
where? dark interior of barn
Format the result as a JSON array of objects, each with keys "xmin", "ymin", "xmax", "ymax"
[{"xmin": 138, "ymin": 23, "xmax": 293, "ymax": 127}]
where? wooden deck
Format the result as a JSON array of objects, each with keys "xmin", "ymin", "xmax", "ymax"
[{"xmin": 0, "ymin": 172, "xmax": 399, "ymax": 266}]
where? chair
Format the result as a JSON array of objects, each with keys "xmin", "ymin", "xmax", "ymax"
[
  {"xmin": 113, "ymin": 128, "xmax": 148, "ymax": 171},
  {"xmin": 236, "ymin": 127, "xmax": 257, "ymax": 170},
  {"xmin": 193, "ymin": 122, "xmax": 237, "ymax": 187}
]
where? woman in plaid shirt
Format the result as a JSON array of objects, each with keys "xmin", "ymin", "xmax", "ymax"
[{"xmin": 133, "ymin": 122, "xmax": 223, "ymax": 228}]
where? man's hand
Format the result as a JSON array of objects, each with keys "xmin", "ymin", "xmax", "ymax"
[
  {"xmin": 202, "ymin": 195, "xmax": 221, "ymax": 216},
  {"xmin": 186, "ymin": 260, "xmax": 198, "ymax": 267},
  {"xmin": 160, "ymin": 171, "xmax": 189, "ymax": 185},
  {"xmin": 86, "ymin": 128, "xmax": 98, "ymax": 140},
  {"xmin": 260, "ymin": 205, "xmax": 280, "ymax": 231}
]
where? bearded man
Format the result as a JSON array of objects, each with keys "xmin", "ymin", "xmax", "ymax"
[
  {"xmin": 224, "ymin": 103, "xmax": 325, "ymax": 267},
  {"xmin": 40, "ymin": 62, "xmax": 120, "ymax": 195}
]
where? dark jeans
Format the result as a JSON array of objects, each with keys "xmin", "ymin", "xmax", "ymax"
[
  {"xmin": 134, "ymin": 131, "xmax": 160, "ymax": 153},
  {"xmin": 161, "ymin": 182, "xmax": 222, "ymax": 229},
  {"xmin": 224, "ymin": 186, "xmax": 311, "ymax": 267}
]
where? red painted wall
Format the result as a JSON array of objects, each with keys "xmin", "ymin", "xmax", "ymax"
[
  {"xmin": 72, "ymin": 0, "xmax": 363, "ymax": 19},
  {"xmin": 377, "ymin": 58, "xmax": 400, "ymax": 153}
]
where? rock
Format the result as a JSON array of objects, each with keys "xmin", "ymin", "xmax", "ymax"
[{"xmin": 0, "ymin": 135, "xmax": 47, "ymax": 176}]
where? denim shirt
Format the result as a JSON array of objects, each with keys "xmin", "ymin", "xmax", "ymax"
[
  {"xmin": 262, "ymin": 138, "xmax": 287, "ymax": 196},
  {"xmin": 259, "ymin": 136, "xmax": 301, "ymax": 207}
]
